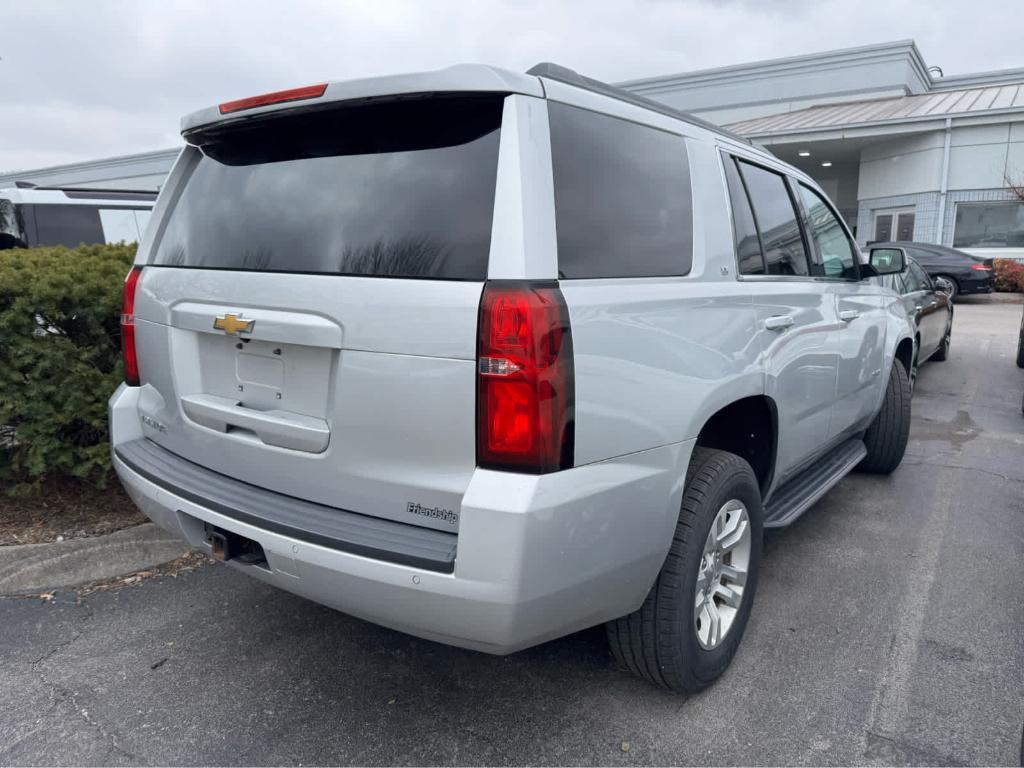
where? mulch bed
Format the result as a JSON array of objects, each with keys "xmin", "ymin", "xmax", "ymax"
[{"xmin": 0, "ymin": 480, "xmax": 147, "ymax": 546}]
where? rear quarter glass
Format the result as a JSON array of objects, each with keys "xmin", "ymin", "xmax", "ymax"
[
  {"xmin": 547, "ymin": 101, "xmax": 692, "ymax": 279},
  {"xmin": 153, "ymin": 95, "xmax": 504, "ymax": 280}
]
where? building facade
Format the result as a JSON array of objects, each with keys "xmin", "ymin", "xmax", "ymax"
[
  {"xmin": 3, "ymin": 40, "xmax": 1023, "ymax": 259},
  {"xmin": 624, "ymin": 40, "xmax": 1024, "ymax": 260}
]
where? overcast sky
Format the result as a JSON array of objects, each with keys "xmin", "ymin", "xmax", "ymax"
[{"xmin": 2, "ymin": 0, "xmax": 1021, "ymax": 172}]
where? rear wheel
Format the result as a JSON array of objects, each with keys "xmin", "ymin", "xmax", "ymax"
[
  {"xmin": 936, "ymin": 274, "xmax": 959, "ymax": 301},
  {"xmin": 606, "ymin": 447, "xmax": 763, "ymax": 693},
  {"xmin": 858, "ymin": 359, "xmax": 911, "ymax": 474}
]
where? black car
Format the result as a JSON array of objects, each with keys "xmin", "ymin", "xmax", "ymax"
[
  {"xmin": 872, "ymin": 241, "xmax": 994, "ymax": 300},
  {"xmin": 876, "ymin": 249, "xmax": 954, "ymax": 389}
]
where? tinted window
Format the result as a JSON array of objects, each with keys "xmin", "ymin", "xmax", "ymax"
[
  {"xmin": 736, "ymin": 161, "xmax": 810, "ymax": 276},
  {"xmin": 549, "ymin": 103, "xmax": 692, "ymax": 278},
  {"xmin": 722, "ymin": 156, "xmax": 764, "ymax": 275},
  {"xmin": 907, "ymin": 260, "xmax": 931, "ymax": 291},
  {"xmin": 798, "ymin": 184, "xmax": 858, "ymax": 279},
  {"xmin": 24, "ymin": 204, "xmax": 104, "ymax": 248},
  {"xmin": 154, "ymin": 96, "xmax": 503, "ymax": 279},
  {"xmin": 953, "ymin": 202, "xmax": 1024, "ymax": 248}
]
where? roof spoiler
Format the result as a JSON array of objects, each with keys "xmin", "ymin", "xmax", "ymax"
[{"xmin": 526, "ymin": 62, "xmax": 751, "ymax": 145}]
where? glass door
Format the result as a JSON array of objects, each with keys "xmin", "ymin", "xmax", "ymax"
[{"xmin": 873, "ymin": 208, "xmax": 915, "ymax": 242}]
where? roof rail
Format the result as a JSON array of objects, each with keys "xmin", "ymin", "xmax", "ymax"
[
  {"xmin": 29, "ymin": 186, "xmax": 159, "ymax": 201},
  {"xmin": 526, "ymin": 62, "xmax": 751, "ymax": 145}
]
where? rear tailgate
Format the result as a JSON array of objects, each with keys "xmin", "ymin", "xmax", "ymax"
[{"xmin": 130, "ymin": 94, "xmax": 507, "ymax": 533}]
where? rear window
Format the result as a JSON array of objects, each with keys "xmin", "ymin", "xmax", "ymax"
[
  {"xmin": 153, "ymin": 95, "xmax": 504, "ymax": 280},
  {"xmin": 21, "ymin": 204, "xmax": 104, "ymax": 248},
  {"xmin": 548, "ymin": 102, "xmax": 692, "ymax": 279}
]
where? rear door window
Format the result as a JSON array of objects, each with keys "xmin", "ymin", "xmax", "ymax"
[
  {"xmin": 22, "ymin": 204, "xmax": 104, "ymax": 248},
  {"xmin": 548, "ymin": 102, "xmax": 692, "ymax": 279},
  {"xmin": 154, "ymin": 95, "xmax": 504, "ymax": 280},
  {"xmin": 735, "ymin": 160, "xmax": 811, "ymax": 277},
  {"xmin": 722, "ymin": 156, "xmax": 764, "ymax": 275}
]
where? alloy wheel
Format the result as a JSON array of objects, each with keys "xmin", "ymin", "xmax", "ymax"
[{"xmin": 694, "ymin": 499, "xmax": 751, "ymax": 650}]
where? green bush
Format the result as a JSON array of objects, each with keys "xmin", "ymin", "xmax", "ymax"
[{"xmin": 0, "ymin": 243, "xmax": 136, "ymax": 493}]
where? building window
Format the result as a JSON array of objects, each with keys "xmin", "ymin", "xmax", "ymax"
[{"xmin": 953, "ymin": 202, "xmax": 1024, "ymax": 248}]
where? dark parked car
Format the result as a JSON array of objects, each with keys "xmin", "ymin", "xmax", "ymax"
[
  {"xmin": 872, "ymin": 241, "xmax": 993, "ymax": 300},
  {"xmin": 875, "ymin": 247, "xmax": 954, "ymax": 388},
  {"xmin": 1018, "ymin": 306, "xmax": 1024, "ymax": 370},
  {"xmin": 1017, "ymin": 306, "xmax": 1023, "ymax": 415}
]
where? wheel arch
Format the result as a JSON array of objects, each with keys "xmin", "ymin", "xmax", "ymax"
[
  {"xmin": 895, "ymin": 335, "xmax": 914, "ymax": 376},
  {"xmin": 693, "ymin": 395, "xmax": 777, "ymax": 497}
]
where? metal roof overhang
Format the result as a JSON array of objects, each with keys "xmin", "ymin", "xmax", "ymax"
[{"xmin": 728, "ymin": 84, "xmax": 1024, "ymax": 144}]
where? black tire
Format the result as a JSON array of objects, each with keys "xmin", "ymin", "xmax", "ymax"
[
  {"xmin": 858, "ymin": 359, "xmax": 911, "ymax": 474},
  {"xmin": 936, "ymin": 275, "xmax": 959, "ymax": 301},
  {"xmin": 606, "ymin": 447, "xmax": 763, "ymax": 694},
  {"xmin": 932, "ymin": 322, "xmax": 951, "ymax": 362},
  {"xmin": 1015, "ymin": 321, "xmax": 1024, "ymax": 369}
]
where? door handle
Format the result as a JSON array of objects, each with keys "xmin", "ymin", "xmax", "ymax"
[
  {"xmin": 914, "ymin": 304, "xmax": 923, "ymax": 312},
  {"xmin": 839, "ymin": 310, "xmax": 860, "ymax": 322},
  {"xmin": 181, "ymin": 394, "xmax": 330, "ymax": 453},
  {"xmin": 764, "ymin": 315, "xmax": 795, "ymax": 331}
]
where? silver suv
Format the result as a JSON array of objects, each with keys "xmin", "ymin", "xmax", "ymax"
[{"xmin": 109, "ymin": 63, "xmax": 915, "ymax": 692}]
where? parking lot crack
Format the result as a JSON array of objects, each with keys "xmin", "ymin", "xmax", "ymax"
[
  {"xmin": 26, "ymin": 602, "xmax": 144, "ymax": 764},
  {"xmin": 899, "ymin": 458, "xmax": 1024, "ymax": 486}
]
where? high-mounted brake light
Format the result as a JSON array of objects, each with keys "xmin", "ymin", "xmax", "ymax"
[
  {"xmin": 121, "ymin": 267, "xmax": 143, "ymax": 386},
  {"xmin": 970, "ymin": 263, "xmax": 993, "ymax": 271},
  {"xmin": 218, "ymin": 83, "xmax": 328, "ymax": 115},
  {"xmin": 477, "ymin": 282, "xmax": 574, "ymax": 474}
]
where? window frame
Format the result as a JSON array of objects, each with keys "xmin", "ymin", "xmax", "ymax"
[
  {"xmin": 720, "ymin": 151, "xmax": 768, "ymax": 276},
  {"xmin": 952, "ymin": 200, "xmax": 1024, "ymax": 249},
  {"xmin": 793, "ymin": 181, "xmax": 861, "ymax": 281}
]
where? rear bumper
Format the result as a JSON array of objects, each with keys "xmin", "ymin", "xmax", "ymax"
[
  {"xmin": 110, "ymin": 384, "xmax": 691, "ymax": 653},
  {"xmin": 957, "ymin": 276, "xmax": 994, "ymax": 295}
]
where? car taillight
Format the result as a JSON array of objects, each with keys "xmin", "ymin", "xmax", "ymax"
[
  {"xmin": 971, "ymin": 263, "xmax": 993, "ymax": 271},
  {"xmin": 121, "ymin": 267, "xmax": 143, "ymax": 386},
  {"xmin": 219, "ymin": 83, "xmax": 328, "ymax": 115},
  {"xmin": 477, "ymin": 282, "xmax": 574, "ymax": 473}
]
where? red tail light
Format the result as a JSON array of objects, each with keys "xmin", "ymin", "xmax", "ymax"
[
  {"xmin": 219, "ymin": 83, "xmax": 328, "ymax": 115},
  {"xmin": 121, "ymin": 267, "xmax": 143, "ymax": 386},
  {"xmin": 477, "ymin": 282, "xmax": 574, "ymax": 473},
  {"xmin": 970, "ymin": 263, "xmax": 993, "ymax": 271}
]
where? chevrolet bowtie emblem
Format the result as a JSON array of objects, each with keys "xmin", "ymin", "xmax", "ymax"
[{"xmin": 213, "ymin": 313, "xmax": 255, "ymax": 336}]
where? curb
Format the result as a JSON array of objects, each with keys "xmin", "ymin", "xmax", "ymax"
[
  {"xmin": 958, "ymin": 292, "xmax": 1023, "ymax": 304},
  {"xmin": 0, "ymin": 523, "xmax": 188, "ymax": 595}
]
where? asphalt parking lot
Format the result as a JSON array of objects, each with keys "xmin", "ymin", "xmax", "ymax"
[{"xmin": 1, "ymin": 296, "xmax": 1022, "ymax": 767}]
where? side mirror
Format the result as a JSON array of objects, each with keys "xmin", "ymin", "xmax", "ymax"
[{"xmin": 868, "ymin": 247, "xmax": 907, "ymax": 276}]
